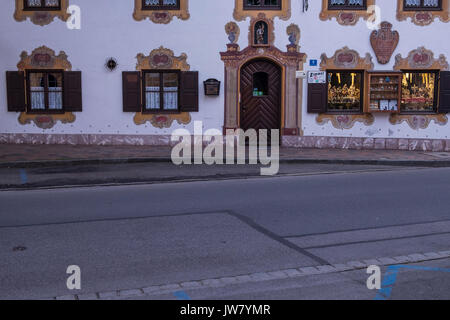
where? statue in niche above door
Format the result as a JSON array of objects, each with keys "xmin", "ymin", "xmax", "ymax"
[{"xmin": 253, "ymin": 21, "xmax": 269, "ymax": 46}]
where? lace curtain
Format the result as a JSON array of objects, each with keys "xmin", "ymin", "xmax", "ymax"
[
  {"xmin": 145, "ymin": 87, "xmax": 178, "ymax": 110},
  {"xmin": 26, "ymin": 0, "xmax": 60, "ymax": 6},
  {"xmin": 30, "ymin": 87, "xmax": 63, "ymax": 110},
  {"xmin": 405, "ymin": 0, "xmax": 439, "ymax": 7},
  {"xmin": 330, "ymin": 0, "xmax": 364, "ymax": 5},
  {"xmin": 144, "ymin": 0, "xmax": 178, "ymax": 6}
]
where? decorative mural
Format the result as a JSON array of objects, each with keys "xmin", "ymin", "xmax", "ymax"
[
  {"xmin": 370, "ymin": 21, "xmax": 399, "ymax": 65},
  {"xmin": 14, "ymin": 0, "xmax": 70, "ymax": 26},
  {"xmin": 316, "ymin": 113, "xmax": 375, "ymax": 130},
  {"xmin": 318, "ymin": 46, "xmax": 375, "ymax": 129},
  {"xmin": 391, "ymin": 46, "xmax": 449, "ymax": 129},
  {"xmin": 233, "ymin": 0, "xmax": 291, "ymax": 21},
  {"xmin": 320, "ymin": 46, "xmax": 375, "ymax": 70},
  {"xmin": 389, "ymin": 114, "xmax": 448, "ymax": 130},
  {"xmin": 393, "ymin": 47, "xmax": 449, "ymax": 71},
  {"xmin": 133, "ymin": 0, "xmax": 190, "ymax": 24},
  {"xmin": 396, "ymin": 0, "xmax": 449, "ymax": 26},
  {"xmin": 134, "ymin": 46, "xmax": 191, "ymax": 128},
  {"xmin": 319, "ymin": 0, "xmax": 376, "ymax": 26},
  {"xmin": 17, "ymin": 46, "xmax": 75, "ymax": 129}
]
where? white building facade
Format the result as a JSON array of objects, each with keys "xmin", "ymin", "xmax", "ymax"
[{"xmin": 1, "ymin": 0, "xmax": 449, "ymax": 150}]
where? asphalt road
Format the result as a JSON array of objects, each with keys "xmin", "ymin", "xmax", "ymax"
[{"xmin": 1, "ymin": 165, "xmax": 450, "ymax": 300}]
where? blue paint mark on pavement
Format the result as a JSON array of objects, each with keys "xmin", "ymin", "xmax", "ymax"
[
  {"xmin": 375, "ymin": 265, "xmax": 450, "ymax": 300},
  {"xmin": 174, "ymin": 291, "xmax": 191, "ymax": 300},
  {"xmin": 19, "ymin": 169, "xmax": 28, "ymax": 184}
]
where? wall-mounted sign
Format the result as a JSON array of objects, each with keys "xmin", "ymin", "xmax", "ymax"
[
  {"xmin": 308, "ymin": 71, "xmax": 326, "ymax": 84},
  {"xmin": 203, "ymin": 79, "xmax": 221, "ymax": 96},
  {"xmin": 309, "ymin": 59, "xmax": 318, "ymax": 67},
  {"xmin": 296, "ymin": 71, "xmax": 307, "ymax": 79}
]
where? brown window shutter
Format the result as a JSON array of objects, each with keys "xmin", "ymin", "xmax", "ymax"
[
  {"xmin": 63, "ymin": 71, "xmax": 82, "ymax": 112},
  {"xmin": 180, "ymin": 71, "xmax": 199, "ymax": 112},
  {"xmin": 438, "ymin": 71, "xmax": 450, "ymax": 113},
  {"xmin": 122, "ymin": 71, "xmax": 142, "ymax": 112},
  {"xmin": 307, "ymin": 83, "xmax": 327, "ymax": 113},
  {"xmin": 6, "ymin": 71, "xmax": 26, "ymax": 112}
]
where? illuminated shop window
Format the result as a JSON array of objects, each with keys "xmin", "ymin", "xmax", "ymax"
[
  {"xmin": 327, "ymin": 70, "xmax": 364, "ymax": 112},
  {"xmin": 401, "ymin": 71, "xmax": 439, "ymax": 112}
]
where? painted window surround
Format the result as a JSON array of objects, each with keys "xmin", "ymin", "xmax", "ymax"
[
  {"xmin": 320, "ymin": 0, "xmax": 375, "ymax": 25},
  {"xmin": 234, "ymin": 0, "xmax": 291, "ymax": 21},
  {"xmin": 14, "ymin": 0, "xmax": 70, "ymax": 26},
  {"xmin": 133, "ymin": 0, "xmax": 189, "ymax": 24},
  {"xmin": 397, "ymin": 0, "xmax": 449, "ymax": 25}
]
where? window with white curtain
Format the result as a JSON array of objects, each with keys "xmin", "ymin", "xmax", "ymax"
[
  {"xmin": 328, "ymin": 0, "xmax": 367, "ymax": 10},
  {"xmin": 27, "ymin": 71, "xmax": 63, "ymax": 113},
  {"xmin": 404, "ymin": 0, "xmax": 442, "ymax": 10},
  {"xmin": 24, "ymin": 0, "xmax": 61, "ymax": 9},
  {"xmin": 144, "ymin": 71, "xmax": 179, "ymax": 112},
  {"xmin": 244, "ymin": 0, "xmax": 282, "ymax": 10},
  {"xmin": 142, "ymin": 0, "xmax": 180, "ymax": 10}
]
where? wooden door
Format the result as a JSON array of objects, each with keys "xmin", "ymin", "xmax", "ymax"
[{"xmin": 240, "ymin": 59, "xmax": 281, "ymax": 140}]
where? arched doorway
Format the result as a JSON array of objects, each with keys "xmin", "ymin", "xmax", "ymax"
[{"xmin": 240, "ymin": 59, "xmax": 282, "ymax": 135}]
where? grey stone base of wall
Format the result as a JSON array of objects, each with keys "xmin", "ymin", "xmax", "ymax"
[
  {"xmin": 0, "ymin": 134, "xmax": 173, "ymax": 146},
  {"xmin": 2, "ymin": 133, "xmax": 450, "ymax": 152},
  {"xmin": 282, "ymin": 136, "xmax": 450, "ymax": 152}
]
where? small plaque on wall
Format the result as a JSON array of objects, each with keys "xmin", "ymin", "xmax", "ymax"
[{"xmin": 204, "ymin": 79, "xmax": 221, "ymax": 96}]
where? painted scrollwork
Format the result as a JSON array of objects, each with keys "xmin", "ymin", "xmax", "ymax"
[
  {"xmin": 389, "ymin": 114, "xmax": 448, "ymax": 130},
  {"xmin": 393, "ymin": 47, "xmax": 449, "ymax": 71},
  {"xmin": 133, "ymin": 0, "xmax": 190, "ymax": 24},
  {"xmin": 396, "ymin": 0, "xmax": 449, "ymax": 26},
  {"xmin": 319, "ymin": 0, "xmax": 376, "ymax": 26},
  {"xmin": 17, "ymin": 46, "xmax": 75, "ymax": 129},
  {"xmin": 320, "ymin": 46, "xmax": 374, "ymax": 70},
  {"xmin": 14, "ymin": 0, "xmax": 70, "ymax": 26},
  {"xmin": 316, "ymin": 114, "xmax": 375, "ymax": 130},
  {"xmin": 233, "ymin": 0, "xmax": 291, "ymax": 21},
  {"xmin": 134, "ymin": 47, "xmax": 191, "ymax": 128}
]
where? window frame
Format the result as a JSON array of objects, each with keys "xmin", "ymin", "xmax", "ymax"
[
  {"xmin": 142, "ymin": 69, "xmax": 181, "ymax": 114},
  {"xmin": 23, "ymin": 0, "xmax": 62, "ymax": 11},
  {"xmin": 141, "ymin": 0, "xmax": 181, "ymax": 11},
  {"xmin": 26, "ymin": 69, "xmax": 65, "ymax": 114},
  {"xmin": 403, "ymin": 0, "xmax": 443, "ymax": 11},
  {"xmin": 328, "ymin": 0, "xmax": 367, "ymax": 11},
  {"xmin": 243, "ymin": 0, "xmax": 282, "ymax": 10},
  {"xmin": 400, "ymin": 69, "xmax": 440, "ymax": 114},
  {"xmin": 326, "ymin": 69, "xmax": 365, "ymax": 114}
]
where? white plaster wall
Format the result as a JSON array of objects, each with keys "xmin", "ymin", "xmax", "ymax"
[{"xmin": 0, "ymin": 0, "xmax": 449, "ymax": 139}]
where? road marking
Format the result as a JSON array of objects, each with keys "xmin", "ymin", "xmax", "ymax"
[
  {"xmin": 375, "ymin": 265, "xmax": 450, "ymax": 300},
  {"xmin": 173, "ymin": 291, "xmax": 191, "ymax": 300},
  {"xmin": 19, "ymin": 169, "xmax": 28, "ymax": 184},
  {"xmin": 51, "ymin": 250, "xmax": 450, "ymax": 300}
]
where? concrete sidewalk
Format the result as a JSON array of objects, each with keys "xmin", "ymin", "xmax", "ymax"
[{"xmin": 1, "ymin": 144, "xmax": 450, "ymax": 168}]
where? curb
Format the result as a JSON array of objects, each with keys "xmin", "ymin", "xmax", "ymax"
[
  {"xmin": 51, "ymin": 250, "xmax": 450, "ymax": 300},
  {"xmin": 1, "ymin": 157, "xmax": 450, "ymax": 169}
]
